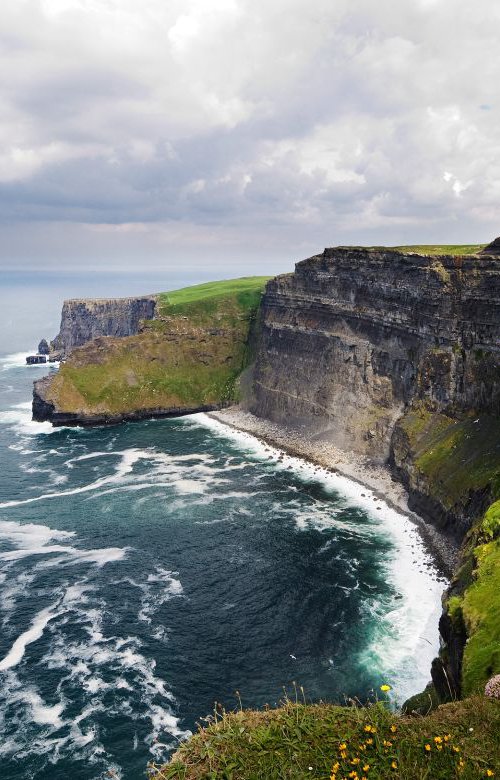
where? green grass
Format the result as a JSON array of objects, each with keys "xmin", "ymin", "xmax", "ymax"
[
  {"xmin": 47, "ymin": 277, "xmax": 270, "ymax": 415},
  {"xmin": 158, "ymin": 278, "xmax": 271, "ymax": 319},
  {"xmin": 388, "ymin": 245, "xmax": 486, "ymax": 256},
  {"xmin": 149, "ymin": 696, "xmax": 500, "ymax": 779},
  {"xmin": 398, "ymin": 409, "xmax": 500, "ymax": 510},
  {"xmin": 446, "ymin": 500, "xmax": 500, "ymax": 697},
  {"xmin": 461, "ymin": 538, "xmax": 500, "ymax": 696}
]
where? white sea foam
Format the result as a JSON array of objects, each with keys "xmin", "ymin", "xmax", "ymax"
[
  {"xmin": 0, "ymin": 520, "xmax": 75, "ymax": 548},
  {"xmin": 0, "ymin": 519, "xmax": 126, "ymax": 569},
  {"xmin": 0, "ymin": 603, "xmax": 61, "ymax": 671},
  {"xmin": 22, "ymin": 690, "xmax": 66, "ymax": 728},
  {"xmin": 0, "ymin": 404, "xmax": 54, "ymax": 436},
  {"xmin": 138, "ymin": 568, "xmax": 184, "ymax": 624},
  {"xmin": 0, "ymin": 351, "xmax": 38, "ymax": 371},
  {"xmin": 0, "ymin": 445, "xmax": 227, "ymax": 508}
]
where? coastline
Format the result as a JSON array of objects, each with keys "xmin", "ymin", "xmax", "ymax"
[{"xmin": 207, "ymin": 407, "xmax": 460, "ymax": 576}]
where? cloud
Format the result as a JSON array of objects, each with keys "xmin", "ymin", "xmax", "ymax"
[{"xmin": 0, "ymin": 0, "xmax": 499, "ymax": 272}]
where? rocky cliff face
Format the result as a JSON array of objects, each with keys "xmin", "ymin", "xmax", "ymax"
[
  {"xmin": 51, "ymin": 296, "xmax": 157, "ymax": 356},
  {"xmin": 249, "ymin": 247, "xmax": 500, "ymax": 463}
]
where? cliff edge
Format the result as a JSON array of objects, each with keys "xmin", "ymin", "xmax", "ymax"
[{"xmin": 51, "ymin": 295, "xmax": 158, "ymax": 357}]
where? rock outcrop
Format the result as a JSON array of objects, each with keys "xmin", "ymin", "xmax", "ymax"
[
  {"xmin": 50, "ymin": 296, "xmax": 157, "ymax": 357},
  {"xmin": 37, "ymin": 339, "xmax": 49, "ymax": 355}
]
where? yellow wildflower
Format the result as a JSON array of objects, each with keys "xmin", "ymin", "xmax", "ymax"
[
  {"xmin": 391, "ymin": 761, "xmax": 398, "ymax": 770},
  {"xmin": 364, "ymin": 725, "xmax": 373, "ymax": 733},
  {"xmin": 486, "ymin": 771, "xmax": 495, "ymax": 778},
  {"xmin": 380, "ymin": 684, "xmax": 392, "ymax": 692},
  {"xmin": 444, "ymin": 734, "xmax": 450, "ymax": 742},
  {"xmin": 341, "ymin": 751, "xmax": 348, "ymax": 760},
  {"xmin": 366, "ymin": 738, "xmax": 373, "ymax": 746},
  {"xmin": 453, "ymin": 746, "xmax": 460, "ymax": 753},
  {"xmin": 331, "ymin": 763, "xmax": 339, "ymax": 772},
  {"xmin": 339, "ymin": 743, "xmax": 347, "ymax": 751},
  {"xmin": 424, "ymin": 744, "xmax": 431, "ymax": 752},
  {"xmin": 351, "ymin": 758, "xmax": 360, "ymax": 765},
  {"xmin": 383, "ymin": 740, "xmax": 392, "ymax": 747},
  {"xmin": 390, "ymin": 725, "xmax": 397, "ymax": 733},
  {"xmin": 363, "ymin": 765, "xmax": 370, "ymax": 772},
  {"xmin": 434, "ymin": 736, "xmax": 443, "ymax": 744}
]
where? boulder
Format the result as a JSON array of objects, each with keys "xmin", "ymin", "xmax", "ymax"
[{"xmin": 38, "ymin": 338, "xmax": 50, "ymax": 355}]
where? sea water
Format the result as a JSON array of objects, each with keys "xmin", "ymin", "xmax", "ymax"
[{"xmin": 0, "ymin": 351, "xmax": 446, "ymax": 779}]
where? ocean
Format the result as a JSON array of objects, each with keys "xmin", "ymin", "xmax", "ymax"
[{"xmin": 0, "ymin": 350, "xmax": 446, "ymax": 779}]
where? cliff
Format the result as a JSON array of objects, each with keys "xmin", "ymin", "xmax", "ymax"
[
  {"xmin": 33, "ymin": 278, "xmax": 268, "ymax": 426},
  {"xmin": 248, "ymin": 247, "xmax": 500, "ymax": 463},
  {"xmin": 50, "ymin": 295, "xmax": 157, "ymax": 356}
]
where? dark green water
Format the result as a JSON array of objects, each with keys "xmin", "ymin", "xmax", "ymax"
[{"xmin": 0, "ymin": 352, "xmax": 445, "ymax": 779}]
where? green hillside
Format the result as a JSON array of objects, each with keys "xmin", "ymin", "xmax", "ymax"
[
  {"xmin": 150, "ymin": 696, "xmax": 500, "ymax": 780},
  {"xmin": 43, "ymin": 277, "xmax": 270, "ymax": 417}
]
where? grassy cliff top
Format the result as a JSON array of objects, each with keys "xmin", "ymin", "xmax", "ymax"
[
  {"xmin": 151, "ymin": 696, "xmax": 500, "ymax": 779},
  {"xmin": 383, "ymin": 245, "xmax": 486, "ymax": 256},
  {"xmin": 158, "ymin": 277, "xmax": 272, "ymax": 318}
]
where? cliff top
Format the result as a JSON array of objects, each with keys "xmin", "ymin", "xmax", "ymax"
[
  {"xmin": 62, "ymin": 294, "xmax": 158, "ymax": 306},
  {"xmin": 157, "ymin": 276, "xmax": 272, "ymax": 317},
  {"xmin": 322, "ymin": 244, "xmax": 488, "ymax": 258}
]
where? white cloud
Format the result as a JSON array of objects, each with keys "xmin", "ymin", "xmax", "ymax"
[{"xmin": 0, "ymin": 0, "xmax": 499, "ymax": 272}]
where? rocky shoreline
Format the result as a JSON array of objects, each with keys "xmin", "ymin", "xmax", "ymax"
[{"xmin": 208, "ymin": 407, "xmax": 460, "ymax": 576}]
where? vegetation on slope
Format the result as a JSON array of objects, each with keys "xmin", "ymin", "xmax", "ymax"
[
  {"xmin": 150, "ymin": 696, "xmax": 500, "ymax": 779},
  {"xmin": 448, "ymin": 500, "xmax": 500, "ymax": 696},
  {"xmin": 396, "ymin": 408, "xmax": 500, "ymax": 512},
  {"xmin": 395, "ymin": 407, "xmax": 500, "ymax": 698},
  {"xmin": 44, "ymin": 277, "xmax": 270, "ymax": 416}
]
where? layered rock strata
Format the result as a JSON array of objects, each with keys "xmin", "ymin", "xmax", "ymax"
[
  {"xmin": 249, "ymin": 247, "xmax": 499, "ymax": 461},
  {"xmin": 51, "ymin": 296, "xmax": 157, "ymax": 356}
]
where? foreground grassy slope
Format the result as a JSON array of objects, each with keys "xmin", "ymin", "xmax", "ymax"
[
  {"xmin": 44, "ymin": 277, "xmax": 270, "ymax": 416},
  {"xmin": 150, "ymin": 697, "xmax": 500, "ymax": 780}
]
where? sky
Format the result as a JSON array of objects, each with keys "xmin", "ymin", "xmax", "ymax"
[{"xmin": 1, "ymin": 0, "xmax": 499, "ymax": 279}]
